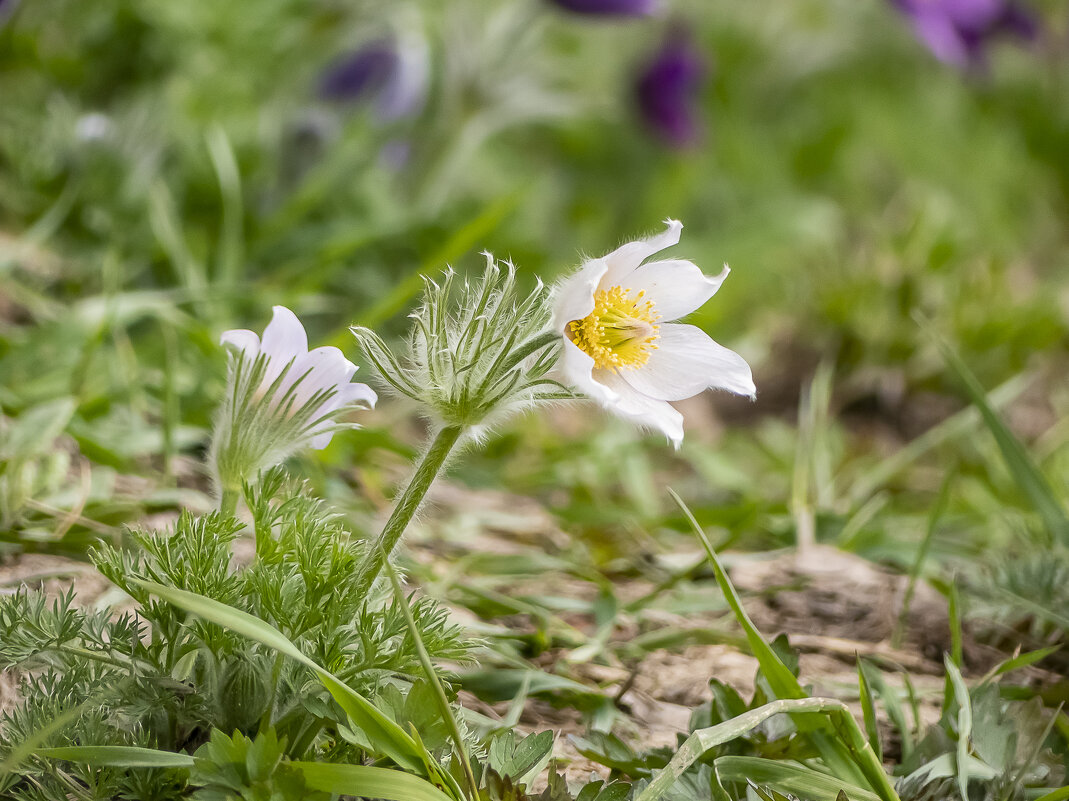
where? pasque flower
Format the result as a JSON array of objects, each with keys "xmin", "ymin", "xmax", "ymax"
[
  {"xmin": 634, "ymin": 29, "xmax": 706, "ymax": 148},
  {"xmin": 212, "ymin": 306, "xmax": 376, "ymax": 504},
  {"xmin": 890, "ymin": 0, "xmax": 1036, "ymax": 68},
  {"xmin": 546, "ymin": 0, "xmax": 658, "ymax": 16},
  {"xmin": 319, "ymin": 32, "xmax": 429, "ymax": 121},
  {"xmin": 552, "ymin": 220, "xmax": 754, "ymax": 447}
]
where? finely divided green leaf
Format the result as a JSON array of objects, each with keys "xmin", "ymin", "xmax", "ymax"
[{"xmin": 134, "ymin": 579, "xmax": 427, "ymax": 776}]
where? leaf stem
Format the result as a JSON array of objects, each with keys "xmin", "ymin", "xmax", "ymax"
[{"xmin": 354, "ymin": 425, "xmax": 465, "ymax": 596}]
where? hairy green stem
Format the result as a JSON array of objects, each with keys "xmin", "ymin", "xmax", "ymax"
[
  {"xmin": 354, "ymin": 425, "xmax": 465, "ymax": 596},
  {"xmin": 219, "ymin": 488, "xmax": 240, "ymax": 518}
]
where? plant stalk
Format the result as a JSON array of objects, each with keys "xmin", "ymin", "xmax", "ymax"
[
  {"xmin": 354, "ymin": 424, "xmax": 464, "ymax": 596},
  {"xmin": 220, "ymin": 488, "xmax": 240, "ymax": 518}
]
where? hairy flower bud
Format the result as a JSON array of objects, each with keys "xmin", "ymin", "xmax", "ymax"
[{"xmin": 351, "ymin": 257, "xmax": 563, "ymax": 431}]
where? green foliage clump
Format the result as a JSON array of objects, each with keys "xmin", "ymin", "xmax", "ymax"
[
  {"xmin": 0, "ymin": 468, "xmax": 473, "ymax": 800},
  {"xmin": 189, "ymin": 729, "xmax": 327, "ymax": 801}
]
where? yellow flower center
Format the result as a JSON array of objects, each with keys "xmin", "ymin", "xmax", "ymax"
[{"xmin": 568, "ymin": 286, "xmax": 660, "ymax": 371}]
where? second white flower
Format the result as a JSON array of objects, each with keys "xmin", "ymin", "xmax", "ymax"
[{"xmin": 551, "ymin": 219, "xmax": 755, "ymax": 446}]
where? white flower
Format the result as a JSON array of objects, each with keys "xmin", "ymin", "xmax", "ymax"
[
  {"xmin": 220, "ymin": 306, "xmax": 377, "ymax": 450},
  {"xmin": 551, "ymin": 219, "xmax": 755, "ymax": 447}
]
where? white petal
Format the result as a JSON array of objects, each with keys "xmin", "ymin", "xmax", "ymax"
[
  {"xmin": 305, "ymin": 382, "xmax": 376, "ymax": 450},
  {"xmin": 550, "ymin": 258, "xmax": 608, "ymax": 330},
  {"xmin": 260, "ymin": 306, "xmax": 308, "ymax": 364},
  {"xmin": 258, "ymin": 306, "xmax": 310, "ymax": 390},
  {"xmin": 600, "ymin": 219, "xmax": 683, "ymax": 289},
  {"xmin": 596, "ymin": 369, "xmax": 685, "ymax": 448},
  {"xmin": 556, "ymin": 338, "xmax": 619, "ymax": 406},
  {"xmin": 287, "ymin": 347, "xmax": 357, "ymax": 407},
  {"xmin": 335, "ymin": 381, "xmax": 378, "ymax": 409},
  {"xmin": 622, "ymin": 323, "xmax": 755, "ymax": 401},
  {"xmin": 307, "ymin": 430, "xmax": 336, "ymax": 450},
  {"xmin": 625, "ymin": 261, "xmax": 729, "ymax": 321},
  {"xmin": 219, "ymin": 329, "xmax": 260, "ymax": 356}
]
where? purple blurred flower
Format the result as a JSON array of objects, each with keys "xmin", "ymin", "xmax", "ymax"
[
  {"xmin": 319, "ymin": 34, "xmax": 428, "ymax": 121},
  {"xmin": 0, "ymin": 0, "xmax": 19, "ymax": 26},
  {"xmin": 892, "ymin": 0, "xmax": 1037, "ymax": 68},
  {"xmin": 634, "ymin": 31, "xmax": 707, "ymax": 148},
  {"xmin": 547, "ymin": 0, "xmax": 658, "ymax": 16}
]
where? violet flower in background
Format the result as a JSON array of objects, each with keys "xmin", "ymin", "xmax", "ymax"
[
  {"xmin": 0, "ymin": 0, "xmax": 18, "ymax": 27},
  {"xmin": 319, "ymin": 32, "xmax": 428, "ymax": 121},
  {"xmin": 634, "ymin": 30, "xmax": 707, "ymax": 148},
  {"xmin": 891, "ymin": 0, "xmax": 1037, "ymax": 68},
  {"xmin": 546, "ymin": 0, "xmax": 658, "ymax": 16}
]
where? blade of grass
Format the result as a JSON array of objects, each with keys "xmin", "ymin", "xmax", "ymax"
[
  {"xmin": 978, "ymin": 645, "xmax": 1061, "ymax": 686},
  {"xmin": 846, "ymin": 372, "xmax": 1032, "ymax": 504},
  {"xmin": 1034, "ymin": 786, "xmax": 1069, "ymax": 801},
  {"xmin": 36, "ymin": 746, "xmax": 194, "ymax": 769},
  {"xmin": 633, "ymin": 697, "xmax": 895, "ymax": 801},
  {"xmin": 716, "ymin": 756, "xmax": 882, "ymax": 801},
  {"xmin": 930, "ymin": 328, "xmax": 1069, "ymax": 545},
  {"xmin": 990, "ymin": 585, "xmax": 1069, "ymax": 630},
  {"xmin": 382, "ymin": 557, "xmax": 477, "ymax": 801},
  {"xmin": 892, "ymin": 472, "xmax": 951, "ymax": 649},
  {"xmin": 293, "ymin": 761, "xmax": 456, "ymax": 801},
  {"xmin": 206, "ymin": 125, "xmax": 244, "ymax": 292},
  {"xmin": 1004, "ymin": 703, "xmax": 1063, "ymax": 801},
  {"xmin": 148, "ymin": 181, "xmax": 207, "ymax": 310},
  {"xmin": 857, "ymin": 658, "xmax": 882, "ymax": 763},
  {"xmin": 939, "ymin": 578, "xmax": 965, "ymax": 718},
  {"xmin": 0, "ymin": 698, "xmax": 97, "ymax": 781},
  {"xmin": 668, "ymin": 489, "xmax": 898, "ymax": 801},
  {"xmin": 864, "ymin": 664, "xmax": 914, "ymax": 761},
  {"xmin": 949, "ymin": 580, "xmax": 964, "ymax": 667},
  {"xmin": 668, "ymin": 488, "xmax": 803, "ymax": 699}
]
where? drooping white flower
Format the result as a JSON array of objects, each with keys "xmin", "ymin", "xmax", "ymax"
[
  {"xmin": 220, "ymin": 306, "xmax": 377, "ymax": 449},
  {"xmin": 551, "ymin": 219, "xmax": 755, "ymax": 447},
  {"xmin": 212, "ymin": 306, "xmax": 377, "ymax": 497}
]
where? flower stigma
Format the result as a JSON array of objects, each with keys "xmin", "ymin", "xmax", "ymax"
[{"xmin": 568, "ymin": 286, "xmax": 660, "ymax": 371}]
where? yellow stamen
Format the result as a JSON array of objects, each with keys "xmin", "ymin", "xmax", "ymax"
[{"xmin": 568, "ymin": 286, "xmax": 660, "ymax": 371}]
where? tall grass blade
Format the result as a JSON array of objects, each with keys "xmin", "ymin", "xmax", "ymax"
[
  {"xmin": 36, "ymin": 746, "xmax": 194, "ymax": 769},
  {"xmin": 667, "ymin": 489, "xmax": 899, "ymax": 801},
  {"xmin": 634, "ymin": 697, "xmax": 897, "ymax": 801},
  {"xmin": 857, "ymin": 658, "xmax": 882, "ymax": 763},
  {"xmin": 293, "ymin": 761, "xmax": 457, "ymax": 801},
  {"xmin": 382, "ymin": 557, "xmax": 477, "ymax": 800},
  {"xmin": 893, "ymin": 473, "xmax": 951, "ymax": 648},
  {"xmin": 717, "ymin": 756, "xmax": 882, "ymax": 801},
  {"xmin": 934, "ymin": 333, "xmax": 1069, "ymax": 545}
]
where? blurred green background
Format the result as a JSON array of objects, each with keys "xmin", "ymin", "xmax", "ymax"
[{"xmin": 1, "ymin": 0, "xmax": 1067, "ymax": 628}]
